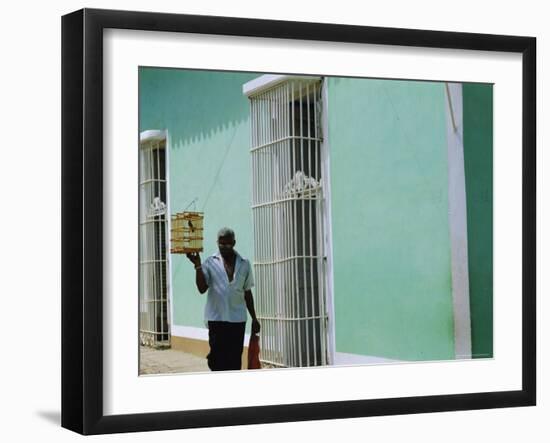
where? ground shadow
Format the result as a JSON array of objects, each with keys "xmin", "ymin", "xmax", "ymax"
[{"xmin": 36, "ymin": 410, "xmax": 60, "ymax": 426}]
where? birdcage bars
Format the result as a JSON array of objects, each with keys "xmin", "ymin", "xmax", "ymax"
[{"xmin": 170, "ymin": 211, "xmax": 204, "ymax": 254}]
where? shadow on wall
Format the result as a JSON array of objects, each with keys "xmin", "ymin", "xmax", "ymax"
[{"xmin": 139, "ymin": 67, "xmax": 261, "ymax": 147}]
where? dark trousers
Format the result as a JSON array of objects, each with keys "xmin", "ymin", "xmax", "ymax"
[{"xmin": 207, "ymin": 321, "xmax": 246, "ymax": 371}]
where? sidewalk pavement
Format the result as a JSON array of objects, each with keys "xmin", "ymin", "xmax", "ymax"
[{"xmin": 140, "ymin": 346, "xmax": 209, "ymax": 374}]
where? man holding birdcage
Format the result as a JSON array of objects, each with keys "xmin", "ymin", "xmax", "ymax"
[{"xmin": 187, "ymin": 227, "xmax": 261, "ymax": 371}]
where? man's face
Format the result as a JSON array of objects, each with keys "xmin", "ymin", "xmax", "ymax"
[{"xmin": 217, "ymin": 236, "xmax": 236, "ymax": 258}]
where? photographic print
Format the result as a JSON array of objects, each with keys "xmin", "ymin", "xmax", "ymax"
[
  {"xmin": 138, "ymin": 68, "xmax": 493, "ymax": 375},
  {"xmin": 62, "ymin": 8, "xmax": 535, "ymax": 434}
]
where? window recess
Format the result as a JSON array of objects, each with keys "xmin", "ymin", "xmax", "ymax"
[
  {"xmin": 139, "ymin": 130, "xmax": 171, "ymax": 349},
  {"xmin": 245, "ymin": 76, "xmax": 329, "ymax": 367}
]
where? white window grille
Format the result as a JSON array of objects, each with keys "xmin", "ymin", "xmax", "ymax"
[
  {"xmin": 245, "ymin": 77, "xmax": 329, "ymax": 367},
  {"xmin": 139, "ymin": 130, "xmax": 171, "ymax": 348}
]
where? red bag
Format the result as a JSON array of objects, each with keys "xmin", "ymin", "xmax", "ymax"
[{"xmin": 247, "ymin": 334, "xmax": 262, "ymax": 369}]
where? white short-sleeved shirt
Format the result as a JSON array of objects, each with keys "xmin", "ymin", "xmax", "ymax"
[{"xmin": 201, "ymin": 251, "xmax": 254, "ymax": 323}]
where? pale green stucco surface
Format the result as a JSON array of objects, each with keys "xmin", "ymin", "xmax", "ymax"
[
  {"xmin": 327, "ymin": 78, "xmax": 455, "ymax": 361},
  {"xmin": 139, "ymin": 68, "xmax": 259, "ymax": 330}
]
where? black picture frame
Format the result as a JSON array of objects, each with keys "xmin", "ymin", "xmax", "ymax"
[{"xmin": 61, "ymin": 8, "xmax": 536, "ymax": 435}]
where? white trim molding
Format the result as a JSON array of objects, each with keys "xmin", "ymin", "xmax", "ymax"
[
  {"xmin": 334, "ymin": 352, "xmax": 399, "ymax": 366},
  {"xmin": 140, "ymin": 129, "xmax": 167, "ymax": 144},
  {"xmin": 445, "ymin": 83, "xmax": 472, "ymax": 360},
  {"xmin": 165, "ymin": 130, "xmax": 174, "ymax": 345},
  {"xmin": 321, "ymin": 79, "xmax": 336, "ymax": 366},
  {"xmin": 171, "ymin": 325, "xmax": 209, "ymax": 341}
]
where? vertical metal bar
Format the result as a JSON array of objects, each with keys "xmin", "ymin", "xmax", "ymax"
[
  {"xmin": 269, "ymin": 92, "xmax": 273, "ymax": 363},
  {"xmin": 299, "ymin": 82, "xmax": 310, "ymax": 365},
  {"xmin": 314, "ymin": 83, "xmax": 325, "ymax": 364},
  {"xmin": 314, "ymin": 81, "xmax": 318, "ymax": 179},
  {"xmin": 259, "ymin": 93, "xmax": 263, "ymax": 150},
  {"xmin": 315, "ymin": 191, "xmax": 325, "ymax": 364},
  {"xmin": 158, "ymin": 144, "xmax": 163, "ymax": 343},
  {"xmin": 255, "ymin": 97, "xmax": 263, "ymax": 361},
  {"xmin": 252, "ymin": 101, "xmax": 257, "ymax": 344},
  {"xmin": 270, "ymin": 88, "xmax": 278, "ymax": 363},
  {"xmin": 147, "ymin": 144, "xmax": 153, "ymax": 344},
  {"xmin": 276, "ymin": 86, "xmax": 283, "ymax": 364},
  {"xmin": 284, "ymin": 83, "xmax": 291, "ymax": 367},
  {"xmin": 267, "ymin": 90, "xmax": 272, "ymax": 363},
  {"xmin": 144, "ymin": 182, "xmax": 149, "ymax": 340},
  {"xmin": 144, "ymin": 147, "xmax": 148, "ymax": 341},
  {"xmin": 151, "ymin": 145, "xmax": 156, "ymax": 344},
  {"xmin": 282, "ymin": 85, "xmax": 287, "ymax": 365},
  {"xmin": 162, "ymin": 165, "xmax": 167, "ymax": 343},
  {"xmin": 165, "ymin": 145, "xmax": 169, "ymax": 345},
  {"xmin": 273, "ymin": 88, "xmax": 279, "ymax": 364},
  {"xmin": 154, "ymin": 146, "xmax": 158, "ymax": 344},
  {"xmin": 311, "ymin": 82, "xmax": 319, "ymax": 362},
  {"xmin": 139, "ymin": 147, "xmax": 143, "ymax": 343},
  {"xmin": 285, "ymin": 85, "xmax": 291, "ymax": 366},
  {"xmin": 259, "ymin": 94, "xmax": 265, "ymax": 360},
  {"xmin": 252, "ymin": 99, "xmax": 256, "ymax": 206},
  {"xmin": 157, "ymin": 143, "xmax": 163, "ymax": 343},
  {"xmin": 260, "ymin": 94, "xmax": 264, "ymax": 205},
  {"xmin": 276, "ymin": 87, "xmax": 282, "ymax": 365},
  {"xmin": 316, "ymin": 83, "xmax": 322, "ymax": 364},
  {"xmin": 320, "ymin": 193, "xmax": 326, "ymax": 363},
  {"xmin": 139, "ymin": 147, "xmax": 143, "ymax": 344},
  {"xmin": 320, "ymin": 199, "xmax": 327, "ymax": 364},
  {"xmin": 291, "ymin": 82, "xmax": 301, "ymax": 367},
  {"xmin": 259, "ymin": 132, "xmax": 265, "ymax": 354},
  {"xmin": 282, "ymin": 84, "xmax": 289, "ymax": 366},
  {"xmin": 253, "ymin": 99, "xmax": 263, "ymax": 361},
  {"xmin": 320, "ymin": 82, "xmax": 329, "ymax": 365},
  {"xmin": 267, "ymin": 205, "xmax": 271, "ymax": 364},
  {"xmin": 254, "ymin": 96, "xmax": 268, "ymax": 357},
  {"xmin": 310, "ymin": 84, "xmax": 319, "ymax": 364},
  {"xmin": 306, "ymin": 83, "xmax": 316, "ymax": 365},
  {"xmin": 274, "ymin": 92, "xmax": 279, "ymax": 365},
  {"xmin": 287, "ymin": 84, "xmax": 292, "ymax": 366},
  {"xmin": 154, "ymin": 144, "xmax": 159, "ymax": 344},
  {"xmin": 159, "ymin": 145, "xmax": 165, "ymax": 343},
  {"xmin": 252, "ymin": 99, "xmax": 257, "ymax": 343},
  {"xmin": 150, "ymin": 196, "xmax": 154, "ymax": 340},
  {"xmin": 294, "ymin": 84, "xmax": 300, "ymax": 364},
  {"xmin": 290, "ymin": 83, "xmax": 297, "ymax": 368},
  {"xmin": 271, "ymin": 93, "xmax": 274, "ymax": 363},
  {"xmin": 320, "ymin": 84, "xmax": 328, "ymax": 365}
]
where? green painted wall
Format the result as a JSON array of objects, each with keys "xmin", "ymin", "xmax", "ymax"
[
  {"xmin": 463, "ymin": 83, "xmax": 493, "ymax": 358},
  {"xmin": 327, "ymin": 78, "xmax": 454, "ymax": 361},
  {"xmin": 139, "ymin": 68, "xmax": 259, "ymax": 330}
]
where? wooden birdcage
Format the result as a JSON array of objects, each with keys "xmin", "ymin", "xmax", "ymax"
[{"xmin": 170, "ymin": 211, "xmax": 204, "ymax": 253}]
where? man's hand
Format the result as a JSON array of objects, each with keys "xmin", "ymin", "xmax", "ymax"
[
  {"xmin": 245, "ymin": 290, "xmax": 260, "ymax": 333},
  {"xmin": 251, "ymin": 318, "xmax": 261, "ymax": 335},
  {"xmin": 186, "ymin": 252, "xmax": 201, "ymax": 268}
]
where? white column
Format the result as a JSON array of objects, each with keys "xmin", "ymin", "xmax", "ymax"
[{"xmin": 445, "ymin": 83, "xmax": 472, "ymax": 359}]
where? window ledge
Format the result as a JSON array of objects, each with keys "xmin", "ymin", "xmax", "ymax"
[{"xmin": 140, "ymin": 129, "xmax": 167, "ymax": 143}]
